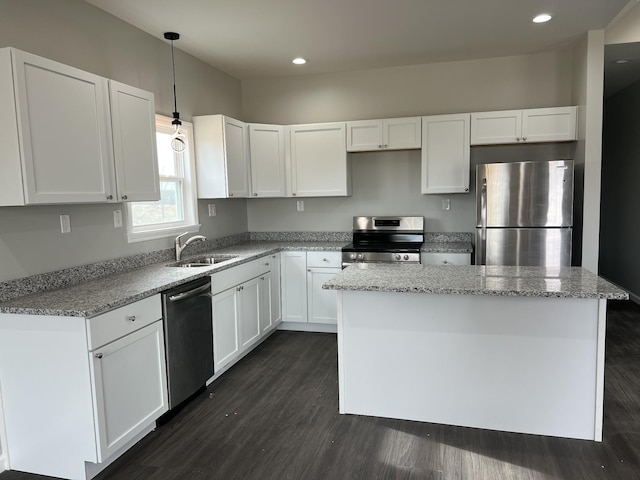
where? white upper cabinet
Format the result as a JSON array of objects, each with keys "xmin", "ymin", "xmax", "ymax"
[
  {"xmin": 470, "ymin": 106, "xmax": 577, "ymax": 145},
  {"xmin": 421, "ymin": 113, "xmax": 470, "ymax": 194},
  {"xmin": 0, "ymin": 48, "xmax": 159, "ymax": 206},
  {"xmin": 1, "ymin": 48, "xmax": 115, "ymax": 205},
  {"xmin": 109, "ymin": 81, "xmax": 160, "ymax": 202},
  {"xmin": 193, "ymin": 114, "xmax": 251, "ymax": 198},
  {"xmin": 346, "ymin": 117, "xmax": 421, "ymax": 152},
  {"xmin": 288, "ymin": 122, "xmax": 350, "ymax": 197},
  {"xmin": 248, "ymin": 123, "xmax": 286, "ymax": 197}
]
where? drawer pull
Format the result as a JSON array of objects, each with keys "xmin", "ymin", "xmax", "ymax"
[
  {"xmin": 95, "ymin": 353, "xmax": 103, "ymax": 359},
  {"xmin": 127, "ymin": 315, "xmax": 136, "ymax": 322}
]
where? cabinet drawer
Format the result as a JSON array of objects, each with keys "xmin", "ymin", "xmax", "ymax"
[
  {"xmin": 421, "ymin": 252, "xmax": 471, "ymax": 265},
  {"xmin": 211, "ymin": 256, "xmax": 272, "ymax": 295},
  {"xmin": 87, "ymin": 294, "xmax": 162, "ymax": 350},
  {"xmin": 307, "ymin": 251, "xmax": 341, "ymax": 268}
]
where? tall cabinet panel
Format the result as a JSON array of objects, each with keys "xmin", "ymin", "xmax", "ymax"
[
  {"xmin": 281, "ymin": 251, "xmax": 308, "ymax": 322},
  {"xmin": 249, "ymin": 124, "xmax": 286, "ymax": 197},
  {"xmin": 10, "ymin": 48, "xmax": 116, "ymax": 204},
  {"xmin": 288, "ymin": 123, "xmax": 349, "ymax": 197},
  {"xmin": 194, "ymin": 114, "xmax": 250, "ymax": 198},
  {"xmin": 421, "ymin": 114, "xmax": 470, "ymax": 194},
  {"xmin": 109, "ymin": 81, "xmax": 160, "ymax": 202}
]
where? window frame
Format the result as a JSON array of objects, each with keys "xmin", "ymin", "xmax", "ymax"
[{"xmin": 126, "ymin": 115, "xmax": 200, "ymax": 243}]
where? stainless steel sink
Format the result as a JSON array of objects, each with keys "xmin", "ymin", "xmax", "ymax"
[{"xmin": 167, "ymin": 255, "xmax": 239, "ymax": 268}]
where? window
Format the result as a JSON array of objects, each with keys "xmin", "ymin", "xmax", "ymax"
[{"xmin": 126, "ymin": 115, "xmax": 199, "ymax": 242}]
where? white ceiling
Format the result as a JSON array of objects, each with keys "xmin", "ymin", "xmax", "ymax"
[{"xmin": 85, "ymin": 0, "xmax": 629, "ymax": 80}]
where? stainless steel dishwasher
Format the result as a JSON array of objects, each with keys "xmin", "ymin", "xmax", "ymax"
[{"xmin": 161, "ymin": 277, "xmax": 214, "ymax": 409}]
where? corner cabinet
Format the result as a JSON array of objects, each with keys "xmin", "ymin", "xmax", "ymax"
[
  {"xmin": 281, "ymin": 251, "xmax": 340, "ymax": 331},
  {"xmin": 346, "ymin": 117, "xmax": 421, "ymax": 152},
  {"xmin": 0, "ymin": 295, "xmax": 168, "ymax": 480},
  {"xmin": 248, "ymin": 124, "xmax": 286, "ymax": 197},
  {"xmin": 193, "ymin": 114, "xmax": 251, "ymax": 198},
  {"xmin": 288, "ymin": 123, "xmax": 350, "ymax": 197},
  {"xmin": 421, "ymin": 113, "xmax": 470, "ymax": 194},
  {"xmin": 0, "ymin": 47, "xmax": 159, "ymax": 206},
  {"xmin": 470, "ymin": 106, "xmax": 577, "ymax": 145}
]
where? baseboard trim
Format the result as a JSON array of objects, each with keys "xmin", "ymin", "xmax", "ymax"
[{"xmin": 277, "ymin": 322, "xmax": 337, "ymax": 333}]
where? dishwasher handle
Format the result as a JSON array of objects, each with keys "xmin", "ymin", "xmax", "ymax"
[{"xmin": 168, "ymin": 282, "xmax": 212, "ymax": 302}]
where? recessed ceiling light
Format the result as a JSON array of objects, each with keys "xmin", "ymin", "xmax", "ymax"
[
  {"xmin": 532, "ymin": 13, "xmax": 553, "ymax": 23},
  {"xmin": 292, "ymin": 57, "xmax": 308, "ymax": 65}
]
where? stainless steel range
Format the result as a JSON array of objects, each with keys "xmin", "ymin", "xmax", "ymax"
[{"xmin": 342, "ymin": 216, "xmax": 425, "ymax": 267}]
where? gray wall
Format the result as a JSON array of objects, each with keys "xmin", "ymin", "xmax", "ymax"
[
  {"xmin": 0, "ymin": 0, "xmax": 247, "ymax": 282},
  {"xmin": 242, "ymin": 51, "xmax": 576, "ymax": 233},
  {"xmin": 600, "ymin": 78, "xmax": 640, "ymax": 302}
]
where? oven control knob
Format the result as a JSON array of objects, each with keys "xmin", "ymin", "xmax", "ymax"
[
  {"xmin": 403, "ymin": 255, "xmax": 409, "ymax": 261},
  {"xmin": 349, "ymin": 253, "xmax": 357, "ymax": 260},
  {"xmin": 395, "ymin": 254, "xmax": 401, "ymax": 261},
  {"xmin": 357, "ymin": 253, "xmax": 364, "ymax": 260}
]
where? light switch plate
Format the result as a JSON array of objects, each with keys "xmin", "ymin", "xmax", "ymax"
[
  {"xmin": 442, "ymin": 198, "xmax": 451, "ymax": 211},
  {"xmin": 60, "ymin": 214, "xmax": 71, "ymax": 233},
  {"xmin": 113, "ymin": 210, "xmax": 123, "ymax": 228},
  {"xmin": 296, "ymin": 200, "xmax": 304, "ymax": 212},
  {"xmin": 208, "ymin": 204, "xmax": 216, "ymax": 217}
]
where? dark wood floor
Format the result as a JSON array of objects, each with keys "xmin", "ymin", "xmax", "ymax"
[{"xmin": 3, "ymin": 300, "xmax": 640, "ymax": 480}]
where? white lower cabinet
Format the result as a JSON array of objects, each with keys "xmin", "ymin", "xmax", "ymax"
[
  {"xmin": 210, "ymin": 256, "xmax": 276, "ymax": 375},
  {"xmin": 281, "ymin": 251, "xmax": 341, "ymax": 331},
  {"xmin": 421, "ymin": 252, "xmax": 472, "ymax": 265},
  {"xmin": 0, "ymin": 295, "xmax": 167, "ymax": 480}
]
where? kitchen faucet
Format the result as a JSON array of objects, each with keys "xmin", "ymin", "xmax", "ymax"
[{"xmin": 175, "ymin": 232, "xmax": 207, "ymax": 261}]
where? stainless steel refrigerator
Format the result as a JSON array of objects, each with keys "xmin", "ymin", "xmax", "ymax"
[{"xmin": 475, "ymin": 160, "xmax": 574, "ymax": 267}]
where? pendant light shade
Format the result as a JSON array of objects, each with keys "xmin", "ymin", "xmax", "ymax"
[{"xmin": 164, "ymin": 32, "xmax": 186, "ymax": 153}]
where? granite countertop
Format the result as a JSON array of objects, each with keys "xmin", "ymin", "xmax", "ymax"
[
  {"xmin": 323, "ymin": 264, "xmax": 629, "ymax": 300},
  {"xmin": 421, "ymin": 242, "xmax": 473, "ymax": 253},
  {"xmin": 0, "ymin": 241, "xmax": 346, "ymax": 318}
]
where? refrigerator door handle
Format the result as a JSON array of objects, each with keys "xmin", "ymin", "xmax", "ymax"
[{"xmin": 480, "ymin": 177, "xmax": 487, "ymax": 265}]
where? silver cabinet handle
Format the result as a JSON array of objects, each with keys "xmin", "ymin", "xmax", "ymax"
[
  {"xmin": 95, "ymin": 353, "xmax": 103, "ymax": 359},
  {"xmin": 253, "ymin": 193, "xmax": 258, "ymax": 196},
  {"xmin": 523, "ymin": 136, "xmax": 527, "ymax": 142},
  {"xmin": 307, "ymin": 268, "xmax": 311, "ymax": 272},
  {"xmin": 121, "ymin": 195, "xmax": 128, "ymax": 200},
  {"xmin": 106, "ymin": 194, "xmax": 113, "ymax": 200},
  {"xmin": 378, "ymin": 144, "xmax": 382, "ymax": 149},
  {"xmin": 292, "ymin": 193, "xmax": 297, "ymax": 196},
  {"xmin": 323, "ymin": 258, "xmax": 328, "ymax": 262},
  {"xmin": 127, "ymin": 315, "xmax": 136, "ymax": 322},
  {"xmin": 264, "ymin": 262, "xmax": 270, "ymax": 266},
  {"xmin": 229, "ymin": 193, "xmax": 234, "ymax": 197}
]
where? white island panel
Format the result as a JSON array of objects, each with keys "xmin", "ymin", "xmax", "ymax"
[{"xmin": 337, "ymin": 290, "xmax": 605, "ymax": 441}]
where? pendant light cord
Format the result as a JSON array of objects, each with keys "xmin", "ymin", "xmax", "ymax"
[{"xmin": 170, "ymin": 38, "xmax": 178, "ymax": 118}]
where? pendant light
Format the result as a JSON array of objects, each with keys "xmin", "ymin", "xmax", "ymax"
[{"xmin": 164, "ymin": 32, "xmax": 186, "ymax": 153}]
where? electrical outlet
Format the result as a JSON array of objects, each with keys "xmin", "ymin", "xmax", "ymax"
[
  {"xmin": 442, "ymin": 198, "xmax": 451, "ymax": 211},
  {"xmin": 208, "ymin": 204, "xmax": 216, "ymax": 217},
  {"xmin": 296, "ymin": 200, "xmax": 304, "ymax": 212},
  {"xmin": 60, "ymin": 214, "xmax": 71, "ymax": 233},
  {"xmin": 113, "ymin": 210, "xmax": 123, "ymax": 228}
]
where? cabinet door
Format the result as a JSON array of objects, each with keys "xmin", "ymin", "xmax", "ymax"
[
  {"xmin": 249, "ymin": 124, "xmax": 285, "ymax": 197},
  {"xmin": 269, "ymin": 253, "xmax": 282, "ymax": 325},
  {"xmin": 259, "ymin": 273, "xmax": 273, "ymax": 334},
  {"xmin": 470, "ymin": 110, "xmax": 522, "ymax": 145},
  {"xmin": 12, "ymin": 49, "xmax": 116, "ymax": 204},
  {"xmin": 240, "ymin": 277, "xmax": 261, "ymax": 350},
  {"xmin": 212, "ymin": 287, "xmax": 241, "ymax": 371},
  {"xmin": 307, "ymin": 267, "xmax": 341, "ymax": 324},
  {"xmin": 109, "ymin": 81, "xmax": 160, "ymax": 202},
  {"xmin": 421, "ymin": 252, "xmax": 471, "ymax": 265},
  {"xmin": 522, "ymin": 107, "xmax": 577, "ymax": 143},
  {"xmin": 289, "ymin": 123, "xmax": 349, "ymax": 197},
  {"xmin": 90, "ymin": 320, "xmax": 168, "ymax": 462},
  {"xmin": 281, "ymin": 252, "xmax": 308, "ymax": 322},
  {"xmin": 421, "ymin": 114, "xmax": 470, "ymax": 194},
  {"xmin": 224, "ymin": 116, "xmax": 250, "ymax": 198},
  {"xmin": 383, "ymin": 117, "xmax": 422, "ymax": 150},
  {"xmin": 346, "ymin": 119, "xmax": 382, "ymax": 151}
]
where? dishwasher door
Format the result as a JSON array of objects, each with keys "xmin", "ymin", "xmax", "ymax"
[{"xmin": 162, "ymin": 277, "xmax": 214, "ymax": 409}]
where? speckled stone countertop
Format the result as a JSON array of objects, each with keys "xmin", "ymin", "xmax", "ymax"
[
  {"xmin": 0, "ymin": 241, "xmax": 346, "ymax": 317},
  {"xmin": 421, "ymin": 242, "xmax": 473, "ymax": 253},
  {"xmin": 323, "ymin": 264, "xmax": 628, "ymax": 300}
]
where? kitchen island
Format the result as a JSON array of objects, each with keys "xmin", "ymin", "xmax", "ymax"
[{"xmin": 323, "ymin": 264, "xmax": 628, "ymax": 441}]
